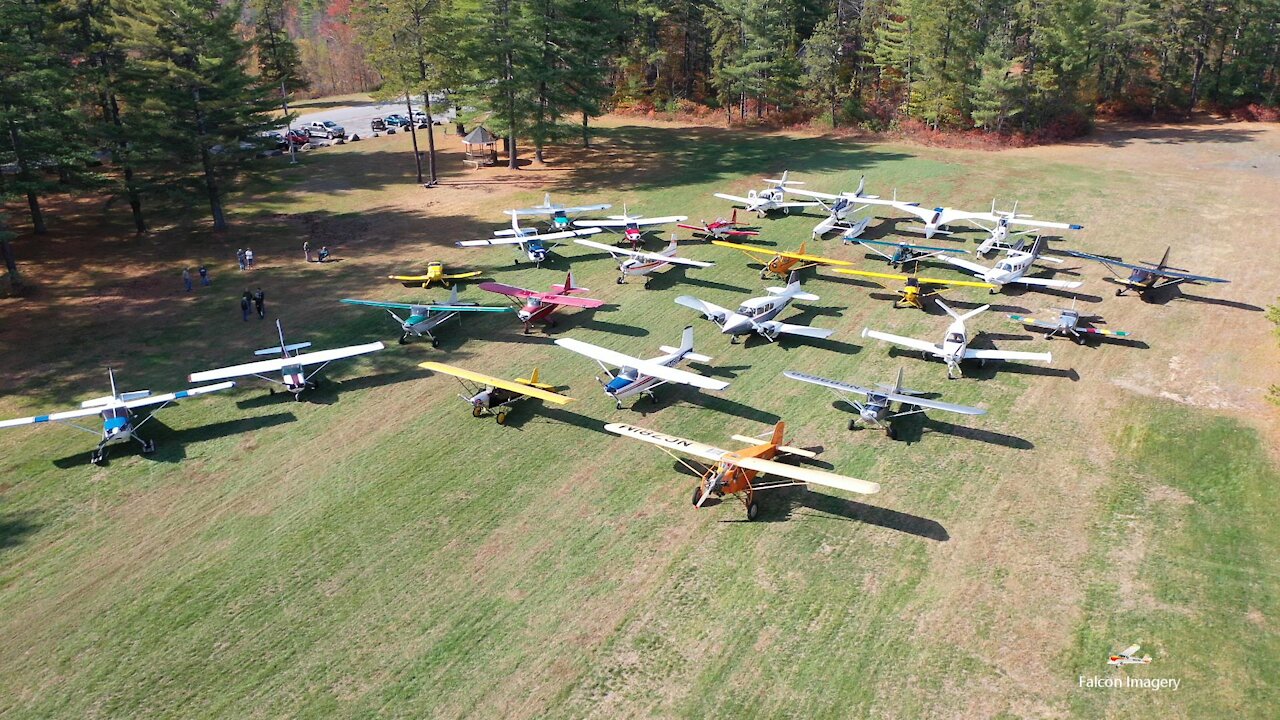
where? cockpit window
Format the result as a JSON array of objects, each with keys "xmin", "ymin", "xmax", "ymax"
[
  {"xmin": 996, "ymin": 262, "xmax": 1013, "ymax": 272},
  {"xmin": 737, "ymin": 305, "xmax": 756, "ymax": 317},
  {"xmin": 527, "ymin": 297, "xmax": 543, "ymax": 307},
  {"xmin": 946, "ymin": 332, "xmax": 965, "ymax": 344}
]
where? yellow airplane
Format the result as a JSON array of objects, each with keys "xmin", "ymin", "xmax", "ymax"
[
  {"xmin": 389, "ymin": 261, "xmax": 483, "ymax": 289},
  {"xmin": 419, "ymin": 361, "xmax": 572, "ymax": 424},
  {"xmin": 833, "ymin": 268, "xmax": 995, "ymax": 309},
  {"xmin": 712, "ymin": 239, "xmax": 854, "ymax": 279}
]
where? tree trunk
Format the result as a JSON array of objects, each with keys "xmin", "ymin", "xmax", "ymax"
[
  {"xmin": 581, "ymin": 111, "xmax": 590, "ymax": 148},
  {"xmin": 7, "ymin": 117, "xmax": 46, "ymax": 235},
  {"xmin": 109, "ymin": 92, "xmax": 146, "ymax": 233},
  {"xmin": 192, "ymin": 89, "xmax": 227, "ymax": 231},
  {"xmin": 0, "ymin": 236, "xmax": 19, "ymax": 291},
  {"xmin": 421, "ymin": 92, "xmax": 437, "ymax": 183}
]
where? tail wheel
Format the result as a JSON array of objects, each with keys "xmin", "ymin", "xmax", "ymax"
[
  {"xmin": 746, "ymin": 501, "xmax": 760, "ymax": 521},
  {"xmin": 848, "ymin": 419, "xmax": 858, "ymax": 431}
]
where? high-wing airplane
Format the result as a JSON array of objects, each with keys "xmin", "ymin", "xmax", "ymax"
[
  {"xmin": 479, "ymin": 271, "xmax": 605, "ymax": 333},
  {"xmin": 555, "ymin": 326, "xmax": 728, "ymax": 408},
  {"xmin": 676, "ymin": 210, "xmax": 760, "ymax": 240},
  {"xmin": 833, "ymin": 268, "xmax": 995, "ymax": 309},
  {"xmin": 503, "ymin": 193, "xmax": 612, "ymax": 230},
  {"xmin": 850, "ymin": 238, "xmax": 968, "ymax": 270},
  {"xmin": 1107, "ymin": 644, "xmax": 1152, "ymax": 666},
  {"xmin": 574, "ymin": 236, "xmax": 713, "ymax": 287},
  {"xmin": 388, "ymin": 261, "xmax": 482, "ymax": 289},
  {"xmin": 455, "ymin": 215, "xmax": 602, "ymax": 267},
  {"xmin": 187, "ymin": 320, "xmax": 384, "ymax": 399},
  {"xmin": 939, "ymin": 235, "xmax": 1083, "ymax": 293},
  {"xmin": 605, "ymin": 421, "xmax": 880, "ymax": 520},
  {"xmin": 1009, "ymin": 301, "xmax": 1131, "ymax": 343},
  {"xmin": 890, "ymin": 199, "xmax": 1084, "ymax": 241},
  {"xmin": 1065, "ymin": 247, "xmax": 1229, "ymax": 297},
  {"xmin": 713, "ymin": 171, "xmax": 822, "ymax": 217},
  {"xmin": 861, "ymin": 300, "xmax": 1052, "ymax": 379},
  {"xmin": 0, "ymin": 368, "xmax": 234, "ymax": 465},
  {"xmin": 571, "ymin": 205, "xmax": 688, "ymax": 248},
  {"xmin": 712, "ymin": 239, "xmax": 853, "ymax": 280},
  {"xmin": 783, "ymin": 368, "xmax": 985, "ymax": 438},
  {"xmin": 783, "ymin": 175, "xmax": 905, "ymax": 239},
  {"xmin": 419, "ymin": 362, "xmax": 572, "ymax": 424},
  {"xmin": 675, "ymin": 271, "xmax": 835, "ymax": 344},
  {"xmin": 340, "ymin": 286, "xmax": 513, "ymax": 345}
]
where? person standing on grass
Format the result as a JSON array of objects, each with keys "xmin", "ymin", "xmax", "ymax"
[
  {"xmin": 237, "ymin": 248, "xmax": 246, "ymax": 270},
  {"xmin": 199, "ymin": 265, "xmax": 211, "ymax": 286},
  {"xmin": 245, "ymin": 248, "xmax": 255, "ymax": 268},
  {"xmin": 253, "ymin": 287, "xmax": 265, "ymax": 319},
  {"xmin": 303, "ymin": 240, "xmax": 311, "ymax": 263},
  {"xmin": 240, "ymin": 290, "xmax": 252, "ymax": 321},
  {"xmin": 182, "ymin": 268, "xmax": 192, "ymax": 292}
]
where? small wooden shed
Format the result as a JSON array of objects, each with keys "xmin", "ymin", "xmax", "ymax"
[{"xmin": 462, "ymin": 125, "xmax": 498, "ymax": 168}]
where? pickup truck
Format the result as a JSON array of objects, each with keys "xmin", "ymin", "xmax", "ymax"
[{"xmin": 304, "ymin": 120, "xmax": 346, "ymax": 139}]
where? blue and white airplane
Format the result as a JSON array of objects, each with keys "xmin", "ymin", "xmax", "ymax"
[
  {"xmin": 456, "ymin": 213, "xmax": 603, "ymax": 267},
  {"xmin": 504, "ymin": 193, "xmax": 612, "ymax": 230},
  {"xmin": 0, "ymin": 368, "xmax": 234, "ymax": 464},
  {"xmin": 555, "ymin": 326, "xmax": 729, "ymax": 408}
]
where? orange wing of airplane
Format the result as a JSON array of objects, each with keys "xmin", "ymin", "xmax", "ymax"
[{"xmin": 713, "ymin": 239, "xmax": 854, "ymax": 279}]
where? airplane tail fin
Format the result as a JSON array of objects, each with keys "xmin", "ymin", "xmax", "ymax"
[
  {"xmin": 893, "ymin": 367, "xmax": 904, "ymax": 394},
  {"xmin": 1158, "ymin": 246, "xmax": 1171, "ymax": 270},
  {"xmin": 529, "ymin": 367, "xmax": 540, "ymax": 385},
  {"xmin": 108, "ymin": 367, "xmax": 118, "ymax": 399},
  {"xmin": 730, "ymin": 209, "xmax": 738, "ymax": 225},
  {"xmin": 854, "ymin": 175, "xmax": 866, "ymax": 197},
  {"xmin": 938, "ymin": 299, "xmax": 990, "ymax": 323},
  {"xmin": 797, "ymin": 241, "xmax": 807, "ymax": 256},
  {"xmin": 1030, "ymin": 234, "xmax": 1047, "ymax": 258},
  {"xmin": 780, "ymin": 270, "xmax": 820, "ymax": 301},
  {"xmin": 552, "ymin": 271, "xmax": 587, "ymax": 295},
  {"xmin": 770, "ymin": 420, "xmax": 786, "ymax": 447},
  {"xmin": 659, "ymin": 325, "xmax": 713, "ymax": 363},
  {"xmin": 445, "ymin": 285, "xmax": 460, "ymax": 304}
]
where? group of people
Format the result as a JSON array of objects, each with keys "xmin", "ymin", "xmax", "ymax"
[
  {"xmin": 181, "ymin": 265, "xmax": 211, "ymax": 292},
  {"xmin": 240, "ymin": 288, "xmax": 266, "ymax": 321},
  {"xmin": 180, "ymin": 241, "xmax": 334, "ymax": 322},
  {"xmin": 236, "ymin": 247, "xmax": 256, "ymax": 270},
  {"xmin": 302, "ymin": 241, "xmax": 331, "ymax": 263}
]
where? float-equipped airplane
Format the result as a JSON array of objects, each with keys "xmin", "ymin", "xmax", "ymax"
[{"xmin": 782, "ymin": 175, "xmax": 905, "ymax": 239}]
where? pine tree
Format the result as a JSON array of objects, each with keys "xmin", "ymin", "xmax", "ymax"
[
  {"xmin": 252, "ymin": 0, "xmax": 308, "ymax": 163},
  {"xmin": 803, "ymin": 14, "xmax": 846, "ymax": 126}
]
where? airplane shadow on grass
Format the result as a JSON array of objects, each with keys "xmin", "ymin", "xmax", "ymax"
[
  {"xmin": 52, "ymin": 412, "xmax": 298, "ymax": 468},
  {"xmin": 753, "ymin": 486, "xmax": 950, "ymax": 540},
  {"xmin": 233, "ymin": 368, "xmax": 425, "ymax": 409},
  {"xmin": 881, "ymin": 346, "xmax": 1080, "ymax": 383},
  {"xmin": 644, "ymin": 267, "xmax": 748, "ymax": 294},
  {"xmin": 1123, "ymin": 281, "xmax": 1264, "ymax": 312},
  {"xmin": 632, "ymin": 387, "xmax": 781, "ymax": 425}
]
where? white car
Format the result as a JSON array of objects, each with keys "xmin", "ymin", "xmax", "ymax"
[{"xmin": 305, "ymin": 120, "xmax": 346, "ymax": 139}]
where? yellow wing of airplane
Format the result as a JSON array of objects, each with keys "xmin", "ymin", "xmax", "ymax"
[
  {"xmin": 833, "ymin": 268, "xmax": 995, "ymax": 288},
  {"xmin": 444, "ymin": 269, "xmax": 483, "ymax": 280},
  {"xmin": 712, "ymin": 240, "xmax": 853, "ymax": 267},
  {"xmin": 419, "ymin": 361, "xmax": 574, "ymax": 405}
]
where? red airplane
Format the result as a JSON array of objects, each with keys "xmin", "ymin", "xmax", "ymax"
[
  {"xmin": 479, "ymin": 272, "xmax": 606, "ymax": 334},
  {"xmin": 678, "ymin": 210, "xmax": 761, "ymax": 240}
]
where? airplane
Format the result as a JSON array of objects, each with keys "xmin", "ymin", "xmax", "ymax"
[
  {"xmin": 969, "ymin": 200, "xmax": 1085, "ymax": 255},
  {"xmin": 890, "ymin": 199, "xmax": 1084, "ymax": 241},
  {"xmin": 574, "ymin": 235, "xmax": 714, "ymax": 288},
  {"xmin": 783, "ymin": 368, "xmax": 985, "ymax": 437},
  {"xmin": 503, "ymin": 193, "xmax": 612, "ymax": 230},
  {"xmin": 0, "ymin": 368, "xmax": 234, "ymax": 465},
  {"xmin": 571, "ymin": 205, "xmax": 688, "ymax": 248},
  {"xmin": 782, "ymin": 175, "xmax": 906, "ymax": 239},
  {"xmin": 1009, "ymin": 302, "xmax": 1131, "ymax": 343},
  {"xmin": 555, "ymin": 326, "xmax": 729, "ymax": 408},
  {"xmin": 713, "ymin": 171, "xmax": 822, "ymax": 217},
  {"xmin": 455, "ymin": 215, "xmax": 603, "ymax": 267},
  {"xmin": 187, "ymin": 320, "xmax": 384, "ymax": 399},
  {"xmin": 605, "ymin": 421, "xmax": 880, "ymax": 521},
  {"xmin": 675, "ymin": 271, "xmax": 835, "ymax": 344},
  {"xmin": 676, "ymin": 209, "xmax": 761, "ymax": 240},
  {"xmin": 1107, "ymin": 644, "xmax": 1152, "ymax": 667},
  {"xmin": 419, "ymin": 361, "xmax": 572, "ymax": 424},
  {"xmin": 833, "ymin": 268, "xmax": 996, "ymax": 309},
  {"xmin": 388, "ymin": 261, "xmax": 482, "ymax": 289},
  {"xmin": 850, "ymin": 237, "xmax": 969, "ymax": 270},
  {"xmin": 711, "ymin": 239, "xmax": 853, "ymax": 280},
  {"xmin": 861, "ymin": 300, "xmax": 1052, "ymax": 379},
  {"xmin": 339, "ymin": 286, "xmax": 513, "ymax": 346},
  {"xmin": 479, "ymin": 271, "xmax": 605, "ymax": 334},
  {"xmin": 939, "ymin": 235, "xmax": 1083, "ymax": 293},
  {"xmin": 1065, "ymin": 247, "xmax": 1229, "ymax": 298}
]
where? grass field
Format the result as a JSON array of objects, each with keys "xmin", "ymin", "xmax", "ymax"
[{"xmin": 0, "ymin": 113, "xmax": 1277, "ymax": 718}]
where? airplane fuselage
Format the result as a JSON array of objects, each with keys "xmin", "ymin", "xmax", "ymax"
[
  {"xmin": 983, "ymin": 253, "xmax": 1034, "ymax": 288},
  {"xmin": 602, "ymin": 350, "xmax": 686, "ymax": 403},
  {"xmin": 939, "ymin": 322, "xmax": 970, "ymax": 376},
  {"xmin": 719, "ymin": 296, "xmax": 791, "ymax": 337},
  {"xmin": 518, "ymin": 297, "xmax": 559, "ymax": 328}
]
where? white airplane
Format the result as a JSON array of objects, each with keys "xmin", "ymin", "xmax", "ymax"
[
  {"xmin": 1107, "ymin": 644, "xmax": 1152, "ymax": 666},
  {"xmin": 555, "ymin": 326, "xmax": 729, "ymax": 408},
  {"xmin": 0, "ymin": 368, "xmax": 234, "ymax": 465},
  {"xmin": 187, "ymin": 320, "xmax": 384, "ymax": 399},
  {"xmin": 890, "ymin": 198, "xmax": 1084, "ymax": 243},
  {"xmin": 571, "ymin": 205, "xmax": 689, "ymax": 247},
  {"xmin": 503, "ymin": 193, "xmax": 612, "ymax": 230},
  {"xmin": 861, "ymin": 300, "xmax": 1052, "ymax": 379},
  {"xmin": 783, "ymin": 175, "xmax": 907, "ymax": 239},
  {"xmin": 456, "ymin": 214, "xmax": 602, "ymax": 267},
  {"xmin": 713, "ymin": 171, "xmax": 822, "ymax": 217},
  {"xmin": 675, "ymin": 271, "xmax": 835, "ymax": 344},
  {"xmin": 574, "ymin": 235, "xmax": 713, "ymax": 287},
  {"xmin": 939, "ymin": 235, "xmax": 1083, "ymax": 293}
]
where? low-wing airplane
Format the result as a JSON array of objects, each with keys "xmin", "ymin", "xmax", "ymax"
[
  {"xmin": 574, "ymin": 236, "xmax": 713, "ymax": 288},
  {"xmin": 861, "ymin": 300, "xmax": 1052, "ymax": 379},
  {"xmin": 187, "ymin": 320, "xmax": 384, "ymax": 399},
  {"xmin": 504, "ymin": 193, "xmax": 612, "ymax": 231},
  {"xmin": 1065, "ymin": 247, "xmax": 1229, "ymax": 297},
  {"xmin": 890, "ymin": 199, "xmax": 1084, "ymax": 241},
  {"xmin": 675, "ymin": 271, "xmax": 835, "ymax": 344},
  {"xmin": 479, "ymin": 271, "xmax": 605, "ymax": 333},
  {"xmin": 1009, "ymin": 302, "xmax": 1131, "ymax": 343},
  {"xmin": 605, "ymin": 421, "xmax": 880, "ymax": 520},
  {"xmin": 833, "ymin": 268, "xmax": 995, "ymax": 309},
  {"xmin": 419, "ymin": 361, "xmax": 572, "ymax": 424},
  {"xmin": 1107, "ymin": 645, "xmax": 1152, "ymax": 667},
  {"xmin": 455, "ymin": 215, "xmax": 603, "ymax": 267},
  {"xmin": 783, "ymin": 175, "xmax": 905, "ymax": 239},
  {"xmin": 0, "ymin": 368, "xmax": 234, "ymax": 465},
  {"xmin": 711, "ymin": 239, "xmax": 853, "ymax": 280},
  {"xmin": 969, "ymin": 201, "xmax": 1085, "ymax": 255},
  {"xmin": 340, "ymin": 286, "xmax": 513, "ymax": 346},
  {"xmin": 676, "ymin": 209, "xmax": 760, "ymax": 240},
  {"xmin": 940, "ymin": 235, "xmax": 1083, "ymax": 293},
  {"xmin": 713, "ymin": 171, "xmax": 822, "ymax": 217},
  {"xmin": 850, "ymin": 238, "xmax": 968, "ymax": 270},
  {"xmin": 571, "ymin": 205, "xmax": 688, "ymax": 248},
  {"xmin": 783, "ymin": 368, "xmax": 985, "ymax": 437},
  {"xmin": 388, "ymin": 261, "xmax": 483, "ymax": 289},
  {"xmin": 555, "ymin": 326, "xmax": 728, "ymax": 408}
]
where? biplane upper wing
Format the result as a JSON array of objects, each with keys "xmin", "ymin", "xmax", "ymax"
[
  {"xmin": 554, "ymin": 338, "xmax": 728, "ymax": 390},
  {"xmin": 418, "ymin": 361, "xmax": 574, "ymax": 405},
  {"xmin": 187, "ymin": 343, "xmax": 384, "ymax": 383}
]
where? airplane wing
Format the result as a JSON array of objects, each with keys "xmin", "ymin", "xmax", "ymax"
[
  {"xmin": 457, "ymin": 237, "xmax": 526, "ymax": 248},
  {"xmin": 1007, "ymin": 314, "xmax": 1058, "ymax": 331},
  {"xmin": 775, "ymin": 249, "xmax": 854, "ymax": 267},
  {"xmin": 890, "ymin": 201, "xmax": 934, "ymax": 221},
  {"xmin": 122, "ymin": 382, "xmax": 236, "ymax": 410},
  {"xmin": 758, "ymin": 322, "xmax": 834, "ymax": 340},
  {"xmin": 783, "ymin": 370, "xmax": 876, "ymax": 395},
  {"xmin": 540, "ymin": 293, "xmax": 605, "ymax": 309},
  {"xmin": 419, "ymin": 361, "xmax": 574, "ymax": 405},
  {"xmin": 188, "ymin": 343, "xmax": 384, "ymax": 383},
  {"xmin": 341, "ymin": 299, "xmax": 511, "ymax": 313},
  {"xmin": 675, "ymin": 295, "xmax": 731, "ymax": 322},
  {"xmin": 554, "ymin": 338, "xmax": 728, "ymax": 391},
  {"xmin": 573, "ymin": 239, "xmax": 713, "ymax": 268},
  {"xmin": 861, "ymin": 328, "xmax": 940, "ymax": 354},
  {"xmin": 1013, "ymin": 276, "xmax": 1083, "ymax": 289},
  {"xmin": 777, "ymin": 201, "xmax": 822, "ymax": 209},
  {"xmin": 713, "ymin": 193, "xmax": 760, "ymax": 207},
  {"xmin": 837, "ymin": 269, "xmax": 995, "ymax": 289},
  {"xmin": 443, "ymin": 270, "xmax": 484, "ymax": 280},
  {"xmin": 730, "ymin": 456, "xmax": 880, "ymax": 495},
  {"xmin": 784, "ymin": 369, "xmax": 985, "ymax": 416},
  {"xmin": 605, "ymin": 422, "xmax": 738, "ymax": 463},
  {"xmin": 478, "ymin": 281, "xmax": 534, "ymax": 299},
  {"xmin": 1152, "ymin": 268, "xmax": 1230, "ymax": 284},
  {"xmin": 573, "ymin": 216, "xmax": 687, "ymax": 228},
  {"xmin": 558, "ymin": 203, "xmax": 612, "ymax": 215},
  {"xmin": 0, "ymin": 403, "xmax": 118, "ymax": 428},
  {"xmin": 784, "ymin": 187, "xmax": 839, "ymax": 202},
  {"xmin": 1067, "ymin": 251, "xmax": 1228, "ymax": 283},
  {"xmin": 711, "ymin": 240, "xmax": 770, "ymax": 256},
  {"xmin": 1005, "ymin": 217, "xmax": 1082, "ymax": 231},
  {"xmin": 962, "ymin": 347, "xmax": 1053, "ymax": 363},
  {"xmin": 939, "ymin": 255, "xmax": 992, "ymax": 275}
]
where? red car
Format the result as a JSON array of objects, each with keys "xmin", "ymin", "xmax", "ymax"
[{"xmin": 284, "ymin": 129, "xmax": 310, "ymax": 147}]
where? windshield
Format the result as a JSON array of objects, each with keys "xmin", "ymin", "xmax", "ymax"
[
  {"xmin": 996, "ymin": 262, "xmax": 1013, "ymax": 272},
  {"xmin": 323, "ymin": 121, "xmax": 337, "ymax": 128},
  {"xmin": 945, "ymin": 332, "xmax": 965, "ymax": 344},
  {"xmin": 736, "ymin": 305, "xmax": 757, "ymax": 317},
  {"xmin": 526, "ymin": 297, "xmax": 543, "ymax": 308}
]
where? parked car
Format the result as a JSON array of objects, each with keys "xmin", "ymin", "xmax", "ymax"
[
  {"xmin": 370, "ymin": 117, "xmax": 387, "ymax": 132},
  {"xmin": 383, "ymin": 114, "xmax": 410, "ymax": 127},
  {"xmin": 305, "ymin": 120, "xmax": 346, "ymax": 139},
  {"xmin": 283, "ymin": 129, "xmax": 310, "ymax": 146},
  {"xmin": 262, "ymin": 131, "xmax": 288, "ymax": 150}
]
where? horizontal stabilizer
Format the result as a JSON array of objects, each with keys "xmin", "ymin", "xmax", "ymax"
[
  {"xmin": 776, "ymin": 445, "xmax": 818, "ymax": 458},
  {"xmin": 119, "ymin": 390, "xmax": 152, "ymax": 402},
  {"xmin": 256, "ymin": 342, "xmax": 311, "ymax": 356},
  {"xmin": 660, "ymin": 346, "xmax": 712, "ymax": 363},
  {"xmin": 78, "ymin": 394, "xmax": 118, "ymax": 409}
]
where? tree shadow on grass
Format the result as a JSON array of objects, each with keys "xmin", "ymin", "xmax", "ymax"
[{"xmin": 0, "ymin": 510, "xmax": 42, "ymax": 552}]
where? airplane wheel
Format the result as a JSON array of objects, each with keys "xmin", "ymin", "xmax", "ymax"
[
  {"xmin": 886, "ymin": 425, "xmax": 897, "ymax": 440},
  {"xmin": 616, "ymin": 276, "xmax": 625, "ymax": 285},
  {"xmin": 1115, "ymin": 289, "xmax": 1124, "ymax": 296},
  {"xmin": 644, "ymin": 279, "xmax": 652, "ymax": 290},
  {"xmin": 691, "ymin": 483, "xmax": 703, "ymax": 507},
  {"xmin": 472, "ymin": 405, "xmax": 484, "ymax": 418},
  {"xmin": 431, "ymin": 337, "xmax": 440, "ymax": 348},
  {"xmin": 398, "ymin": 333, "xmax": 411, "ymax": 345},
  {"xmin": 442, "ymin": 280, "xmax": 452, "ymax": 288},
  {"xmin": 848, "ymin": 419, "xmax": 858, "ymax": 431},
  {"xmin": 649, "ymin": 393, "xmax": 657, "ymax": 404},
  {"xmin": 496, "ymin": 409, "xmax": 508, "ymax": 425},
  {"xmin": 549, "ymin": 320, "xmax": 558, "ymax": 327},
  {"xmin": 91, "ymin": 451, "xmax": 104, "ymax": 466},
  {"xmin": 615, "ymin": 400, "xmax": 623, "ymax": 410},
  {"xmin": 782, "ymin": 207, "xmax": 791, "ymax": 216},
  {"xmin": 746, "ymin": 501, "xmax": 760, "ymax": 521},
  {"xmin": 142, "ymin": 440, "xmax": 156, "ymax": 454},
  {"xmin": 269, "ymin": 388, "xmax": 275, "ymax": 395},
  {"xmin": 295, "ymin": 393, "xmax": 305, "ymax": 402}
]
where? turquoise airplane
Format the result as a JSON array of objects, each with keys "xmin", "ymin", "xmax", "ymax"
[
  {"xmin": 850, "ymin": 237, "xmax": 968, "ymax": 271},
  {"xmin": 340, "ymin": 286, "xmax": 512, "ymax": 346}
]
